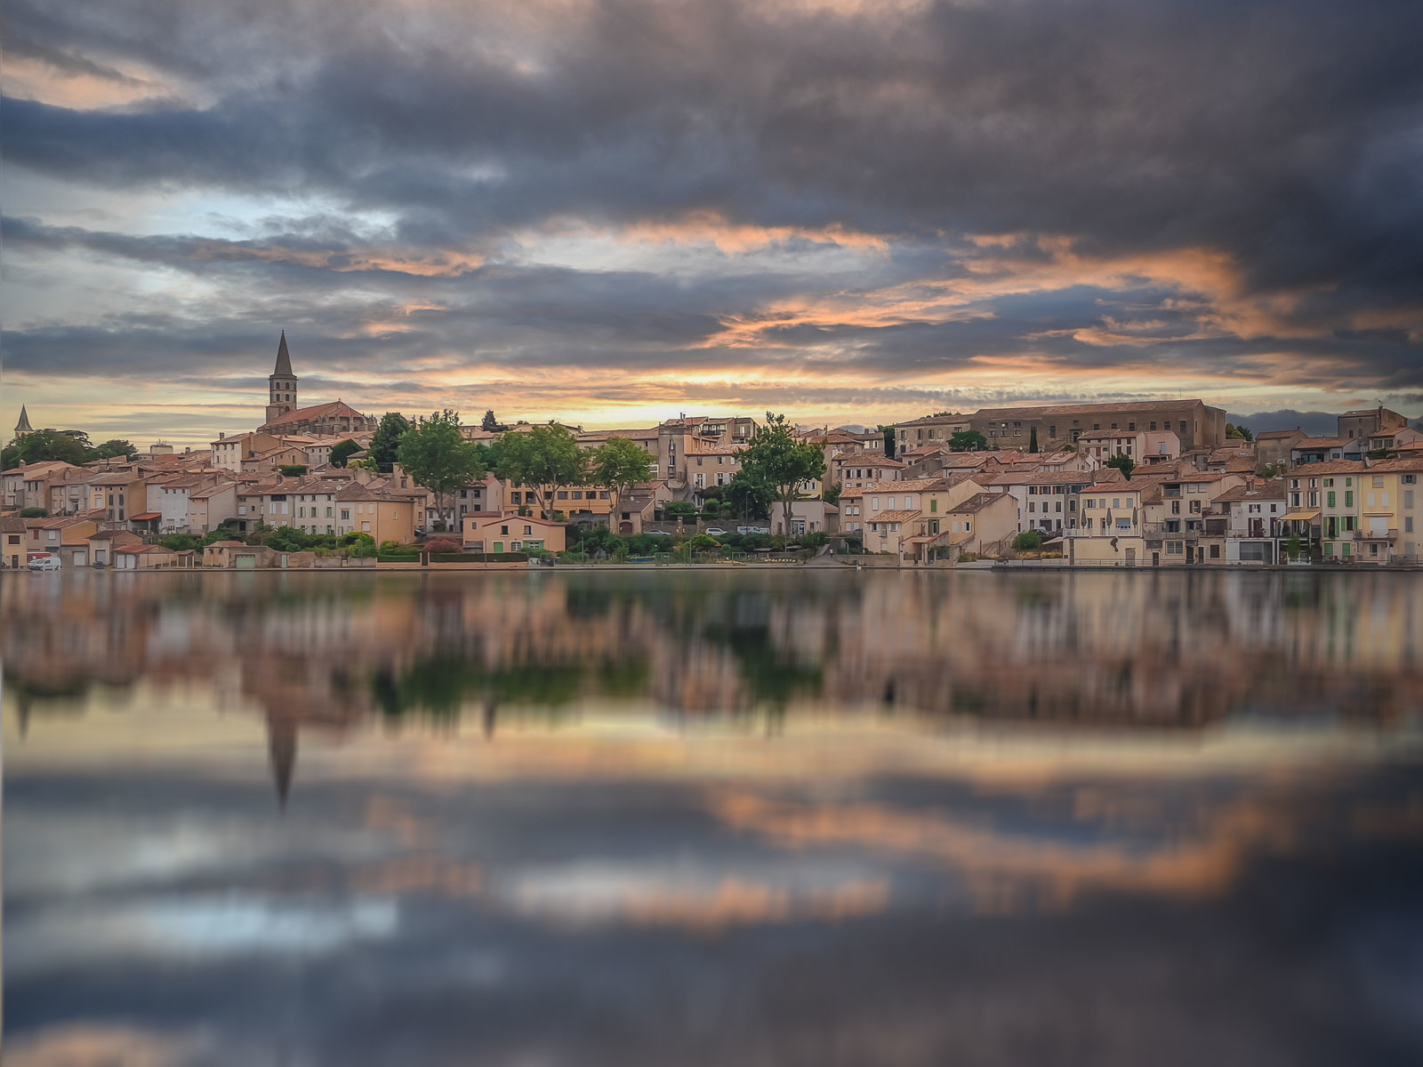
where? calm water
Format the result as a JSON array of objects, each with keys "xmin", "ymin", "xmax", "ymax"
[{"xmin": 5, "ymin": 569, "xmax": 1423, "ymax": 1066}]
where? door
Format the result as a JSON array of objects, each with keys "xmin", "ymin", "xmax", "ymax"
[{"xmin": 1125, "ymin": 548, "xmax": 1136, "ymax": 567}]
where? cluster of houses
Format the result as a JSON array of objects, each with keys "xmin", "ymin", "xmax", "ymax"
[{"xmin": 3, "ymin": 336, "xmax": 1420, "ymax": 569}]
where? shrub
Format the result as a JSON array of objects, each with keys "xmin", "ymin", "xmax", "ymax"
[{"xmin": 1013, "ymin": 530, "xmax": 1045, "ymax": 552}]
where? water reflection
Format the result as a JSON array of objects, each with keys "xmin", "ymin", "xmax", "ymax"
[{"xmin": 5, "ymin": 570, "xmax": 1423, "ymax": 1065}]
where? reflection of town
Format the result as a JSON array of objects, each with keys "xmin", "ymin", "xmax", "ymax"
[{"xmin": 5, "ymin": 572, "xmax": 1422, "ymax": 800}]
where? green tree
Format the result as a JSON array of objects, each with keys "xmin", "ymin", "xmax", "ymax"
[
  {"xmin": 1106, "ymin": 453, "xmax": 1136, "ymax": 477},
  {"xmin": 949, "ymin": 429, "xmax": 989, "ymax": 452},
  {"xmin": 329, "ymin": 440, "xmax": 362, "ymax": 468},
  {"xmin": 1029, "ymin": 426, "xmax": 1039, "ymax": 453},
  {"xmin": 370, "ymin": 412, "xmax": 412, "ymax": 473},
  {"xmin": 879, "ymin": 425, "xmax": 896, "ymax": 460},
  {"xmin": 494, "ymin": 424, "xmax": 587, "ymax": 519},
  {"xmin": 1226, "ymin": 423, "xmax": 1255, "ymax": 442},
  {"xmin": 398, "ymin": 410, "xmax": 486, "ymax": 529},
  {"xmin": 5, "ymin": 428, "xmax": 89, "ymax": 467},
  {"xmin": 91, "ymin": 439, "xmax": 138, "ymax": 460},
  {"xmin": 589, "ymin": 436, "xmax": 654, "ymax": 518},
  {"xmin": 726, "ymin": 469, "xmax": 774, "ymax": 520},
  {"xmin": 736, "ymin": 413, "xmax": 827, "ymax": 536}
]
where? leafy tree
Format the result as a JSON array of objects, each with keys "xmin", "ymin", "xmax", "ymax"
[
  {"xmin": 370, "ymin": 412, "xmax": 412, "ymax": 473},
  {"xmin": 879, "ymin": 425, "xmax": 896, "ymax": 460},
  {"xmin": 736, "ymin": 413, "xmax": 827, "ymax": 536},
  {"xmin": 948, "ymin": 429, "xmax": 989, "ymax": 452},
  {"xmin": 329, "ymin": 440, "xmax": 362, "ymax": 468},
  {"xmin": 91, "ymin": 439, "xmax": 138, "ymax": 460},
  {"xmin": 725, "ymin": 469, "xmax": 774, "ymax": 520},
  {"xmin": 4, "ymin": 428, "xmax": 89, "ymax": 467},
  {"xmin": 398, "ymin": 410, "xmax": 486, "ymax": 529},
  {"xmin": 494, "ymin": 423, "xmax": 586, "ymax": 519},
  {"xmin": 1106, "ymin": 453, "xmax": 1136, "ymax": 477},
  {"xmin": 1226, "ymin": 423, "xmax": 1255, "ymax": 442},
  {"xmin": 663, "ymin": 501, "xmax": 699, "ymax": 520},
  {"xmin": 1029, "ymin": 427, "xmax": 1039, "ymax": 453},
  {"xmin": 589, "ymin": 436, "xmax": 654, "ymax": 517}
]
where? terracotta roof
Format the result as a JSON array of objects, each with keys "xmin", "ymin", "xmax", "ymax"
[
  {"xmin": 1214, "ymin": 482, "xmax": 1287, "ymax": 503},
  {"xmin": 1362, "ymin": 457, "xmax": 1423, "ymax": 473},
  {"xmin": 949, "ymin": 492, "xmax": 1007, "ymax": 514},
  {"xmin": 261, "ymin": 400, "xmax": 369, "ymax": 430},
  {"xmin": 838, "ymin": 476, "xmax": 978, "ymax": 498},
  {"xmin": 1085, "ymin": 479, "xmax": 1165, "ymax": 494},
  {"xmin": 982, "ymin": 469, "xmax": 1116, "ymax": 486},
  {"xmin": 1289, "ymin": 459, "xmax": 1366, "ymax": 475}
]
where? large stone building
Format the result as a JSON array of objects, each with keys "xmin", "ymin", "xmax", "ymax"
[
  {"xmin": 1337, "ymin": 406, "xmax": 1409, "ymax": 442},
  {"xmin": 895, "ymin": 399, "xmax": 1227, "ymax": 453},
  {"xmin": 256, "ymin": 333, "xmax": 377, "ymax": 437}
]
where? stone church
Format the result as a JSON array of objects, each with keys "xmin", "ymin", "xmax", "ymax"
[{"xmin": 258, "ymin": 333, "xmax": 378, "ymax": 436}]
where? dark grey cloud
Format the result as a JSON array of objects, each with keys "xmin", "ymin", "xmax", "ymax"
[{"xmin": 3, "ymin": 0, "xmax": 1422, "ymax": 425}]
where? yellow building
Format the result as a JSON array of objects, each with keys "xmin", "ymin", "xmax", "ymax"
[{"xmin": 1067, "ymin": 479, "xmax": 1161, "ymax": 566}]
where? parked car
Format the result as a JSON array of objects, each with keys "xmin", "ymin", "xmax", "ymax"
[
  {"xmin": 28, "ymin": 555, "xmax": 61, "ymax": 571},
  {"xmin": 704, "ymin": 527, "xmax": 727, "ymax": 536}
]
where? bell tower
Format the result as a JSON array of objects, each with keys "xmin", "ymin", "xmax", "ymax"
[{"xmin": 265, "ymin": 331, "xmax": 298, "ymax": 424}]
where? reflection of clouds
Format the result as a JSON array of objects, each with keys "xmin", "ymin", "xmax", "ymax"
[
  {"xmin": 500, "ymin": 862, "xmax": 888, "ymax": 932},
  {"xmin": 5, "ymin": 1024, "xmax": 210, "ymax": 1067},
  {"xmin": 6, "ymin": 896, "xmax": 400, "ymax": 976},
  {"xmin": 4, "ymin": 811, "xmax": 389, "ymax": 898},
  {"xmin": 707, "ymin": 787, "xmax": 1309, "ymax": 910}
]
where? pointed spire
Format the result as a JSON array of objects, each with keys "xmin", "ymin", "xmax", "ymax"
[
  {"xmin": 273, "ymin": 331, "xmax": 294, "ymax": 378},
  {"xmin": 15, "ymin": 404, "xmax": 33, "ymax": 433}
]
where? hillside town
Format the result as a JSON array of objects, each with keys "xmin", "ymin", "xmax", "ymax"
[{"xmin": 4, "ymin": 335, "xmax": 1421, "ymax": 569}]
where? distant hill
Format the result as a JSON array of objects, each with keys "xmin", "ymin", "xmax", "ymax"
[{"xmin": 1226, "ymin": 410, "xmax": 1341, "ymax": 437}]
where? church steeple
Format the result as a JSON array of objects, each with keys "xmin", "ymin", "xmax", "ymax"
[
  {"xmin": 274, "ymin": 331, "xmax": 293, "ymax": 377},
  {"xmin": 265, "ymin": 332, "xmax": 299, "ymax": 426}
]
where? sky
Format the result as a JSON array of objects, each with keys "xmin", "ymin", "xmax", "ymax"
[{"xmin": 3, "ymin": 0, "xmax": 1422, "ymax": 446}]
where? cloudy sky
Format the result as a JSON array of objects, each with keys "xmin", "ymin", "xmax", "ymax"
[{"xmin": 4, "ymin": 0, "xmax": 1422, "ymax": 445}]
